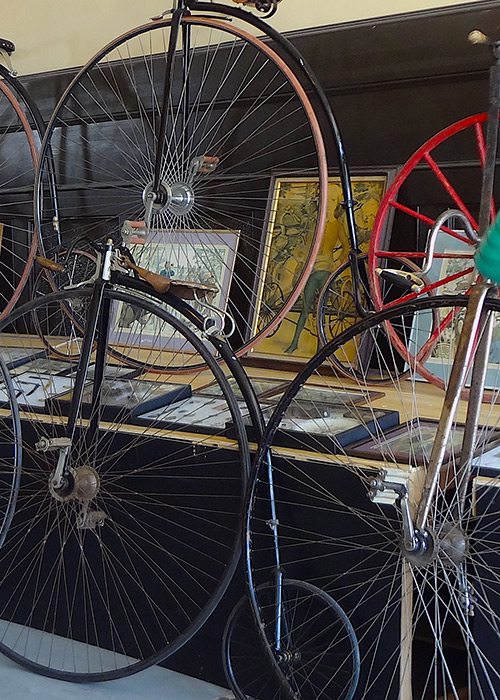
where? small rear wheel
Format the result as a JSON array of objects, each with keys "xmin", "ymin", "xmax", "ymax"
[{"xmin": 223, "ymin": 579, "xmax": 359, "ymax": 700}]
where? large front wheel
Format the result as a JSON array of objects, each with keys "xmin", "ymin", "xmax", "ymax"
[
  {"xmin": 35, "ymin": 15, "xmax": 329, "ymax": 362},
  {"xmin": 247, "ymin": 294, "xmax": 500, "ymax": 699},
  {"xmin": 0, "ymin": 286, "xmax": 251, "ymax": 681}
]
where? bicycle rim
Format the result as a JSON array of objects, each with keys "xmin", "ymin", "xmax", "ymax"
[{"xmin": 0, "ymin": 74, "xmax": 39, "ymax": 317}]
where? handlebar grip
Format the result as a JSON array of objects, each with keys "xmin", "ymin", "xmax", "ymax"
[{"xmin": 475, "ymin": 213, "xmax": 500, "ymax": 284}]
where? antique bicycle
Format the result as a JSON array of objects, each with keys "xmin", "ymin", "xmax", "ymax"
[
  {"xmin": 237, "ymin": 205, "xmax": 500, "ymax": 699},
  {"xmin": 222, "ymin": 27, "xmax": 500, "ymax": 700}
]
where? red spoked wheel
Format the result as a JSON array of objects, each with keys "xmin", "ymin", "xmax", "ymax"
[{"xmin": 368, "ymin": 113, "xmax": 498, "ymax": 388}]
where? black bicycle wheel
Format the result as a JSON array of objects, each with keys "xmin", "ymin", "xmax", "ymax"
[
  {"xmin": 247, "ymin": 294, "xmax": 500, "ymax": 700},
  {"xmin": 34, "ymin": 13, "xmax": 329, "ymax": 362},
  {"xmin": 0, "ymin": 355, "xmax": 22, "ymax": 547},
  {"xmin": 0, "ymin": 285, "xmax": 251, "ymax": 681},
  {"xmin": 223, "ymin": 579, "xmax": 359, "ymax": 700}
]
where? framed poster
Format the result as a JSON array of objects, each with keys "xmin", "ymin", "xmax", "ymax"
[
  {"xmin": 112, "ymin": 228, "xmax": 239, "ymax": 353},
  {"xmin": 348, "ymin": 418, "xmax": 499, "ymax": 466},
  {"xmin": 238, "ymin": 402, "xmax": 400, "ymax": 452},
  {"xmin": 250, "ymin": 171, "xmax": 393, "ymax": 363},
  {"xmin": 409, "ymin": 227, "xmax": 500, "ymax": 388}
]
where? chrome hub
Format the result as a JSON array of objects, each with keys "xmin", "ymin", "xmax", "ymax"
[{"xmin": 142, "ymin": 180, "xmax": 194, "ymax": 216}]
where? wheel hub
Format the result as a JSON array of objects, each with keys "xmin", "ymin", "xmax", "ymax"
[
  {"xmin": 401, "ymin": 524, "xmax": 468, "ymax": 567},
  {"xmin": 438, "ymin": 522, "xmax": 468, "ymax": 566},
  {"xmin": 142, "ymin": 180, "xmax": 194, "ymax": 216},
  {"xmin": 49, "ymin": 465, "xmax": 100, "ymax": 502}
]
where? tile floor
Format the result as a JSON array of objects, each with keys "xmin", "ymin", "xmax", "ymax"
[{"xmin": 0, "ymin": 652, "xmax": 233, "ymax": 700}]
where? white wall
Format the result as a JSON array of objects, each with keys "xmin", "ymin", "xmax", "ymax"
[{"xmin": 3, "ymin": 0, "xmax": 483, "ymax": 76}]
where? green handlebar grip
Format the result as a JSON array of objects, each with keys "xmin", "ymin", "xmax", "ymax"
[{"xmin": 475, "ymin": 213, "xmax": 500, "ymax": 284}]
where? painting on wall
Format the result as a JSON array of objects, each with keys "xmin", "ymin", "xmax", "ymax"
[{"xmin": 250, "ymin": 172, "xmax": 392, "ymax": 363}]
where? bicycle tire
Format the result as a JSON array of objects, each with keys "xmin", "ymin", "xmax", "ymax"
[
  {"xmin": 223, "ymin": 579, "xmax": 360, "ymax": 700},
  {"xmin": 246, "ymin": 293, "xmax": 500, "ymax": 700},
  {"xmin": 0, "ymin": 354, "xmax": 22, "ymax": 547},
  {"xmin": 34, "ymin": 13, "xmax": 328, "ymax": 364},
  {"xmin": 0, "ymin": 285, "xmax": 252, "ymax": 681},
  {"xmin": 0, "ymin": 70, "xmax": 40, "ymax": 316}
]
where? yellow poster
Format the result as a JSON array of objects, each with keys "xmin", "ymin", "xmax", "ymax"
[{"xmin": 253, "ymin": 175, "xmax": 389, "ymax": 362}]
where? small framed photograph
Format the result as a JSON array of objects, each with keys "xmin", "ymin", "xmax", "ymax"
[
  {"xmin": 0, "ymin": 347, "xmax": 47, "ymax": 370},
  {"xmin": 231, "ymin": 401, "xmax": 399, "ymax": 451},
  {"xmin": 50, "ymin": 378, "xmax": 192, "ymax": 420},
  {"xmin": 4, "ymin": 372, "xmax": 78, "ymax": 412},
  {"xmin": 265, "ymin": 384, "xmax": 383, "ymax": 407},
  {"xmin": 348, "ymin": 418, "xmax": 498, "ymax": 465},
  {"xmin": 197, "ymin": 376, "xmax": 290, "ymax": 401},
  {"xmin": 136, "ymin": 395, "xmax": 252, "ymax": 435},
  {"xmin": 9, "ymin": 357, "xmax": 75, "ymax": 377}
]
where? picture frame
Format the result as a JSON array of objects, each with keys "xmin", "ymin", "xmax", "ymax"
[
  {"xmin": 112, "ymin": 228, "xmax": 240, "ymax": 353},
  {"xmin": 249, "ymin": 170, "xmax": 394, "ymax": 364},
  {"xmin": 1, "ymin": 347, "xmax": 47, "ymax": 369},
  {"xmin": 409, "ymin": 226, "xmax": 500, "ymax": 388},
  {"xmin": 347, "ymin": 418, "xmax": 499, "ymax": 466},
  {"xmin": 265, "ymin": 384, "xmax": 384, "ymax": 406},
  {"xmin": 1, "ymin": 372, "xmax": 79, "ymax": 412},
  {"xmin": 197, "ymin": 376, "xmax": 290, "ymax": 401},
  {"xmin": 472, "ymin": 439, "xmax": 500, "ymax": 476},
  {"xmin": 231, "ymin": 401, "xmax": 400, "ymax": 452},
  {"xmin": 136, "ymin": 395, "xmax": 252, "ymax": 435},
  {"xmin": 49, "ymin": 378, "xmax": 192, "ymax": 421}
]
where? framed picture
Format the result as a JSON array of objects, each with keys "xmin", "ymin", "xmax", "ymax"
[
  {"xmin": 348, "ymin": 418, "xmax": 499, "ymax": 465},
  {"xmin": 197, "ymin": 376, "xmax": 290, "ymax": 401},
  {"xmin": 0, "ymin": 347, "xmax": 47, "ymax": 369},
  {"xmin": 409, "ymin": 228, "xmax": 500, "ymax": 388},
  {"xmin": 249, "ymin": 171, "xmax": 394, "ymax": 363},
  {"xmin": 112, "ymin": 228, "xmax": 240, "ymax": 353},
  {"xmin": 472, "ymin": 439, "xmax": 500, "ymax": 475},
  {"xmin": 232, "ymin": 402, "xmax": 399, "ymax": 452},
  {"xmin": 265, "ymin": 384, "xmax": 384, "ymax": 406},
  {"xmin": 0, "ymin": 372, "xmax": 79, "ymax": 412},
  {"xmin": 136, "ymin": 395, "xmax": 252, "ymax": 435},
  {"xmin": 49, "ymin": 378, "xmax": 191, "ymax": 420},
  {"xmin": 9, "ymin": 357, "xmax": 75, "ymax": 376}
]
